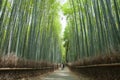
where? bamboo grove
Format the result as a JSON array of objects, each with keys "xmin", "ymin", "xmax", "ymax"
[
  {"xmin": 0, "ymin": 0, "xmax": 62, "ymax": 66},
  {"xmin": 63, "ymin": 0, "xmax": 120, "ymax": 62}
]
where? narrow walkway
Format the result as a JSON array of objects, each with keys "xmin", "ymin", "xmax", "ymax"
[{"xmin": 40, "ymin": 67, "xmax": 79, "ymax": 80}]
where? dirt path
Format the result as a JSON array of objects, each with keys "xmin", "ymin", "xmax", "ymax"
[{"xmin": 40, "ymin": 67, "xmax": 79, "ymax": 80}]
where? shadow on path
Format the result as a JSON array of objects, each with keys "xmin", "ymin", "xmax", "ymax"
[{"xmin": 40, "ymin": 67, "xmax": 79, "ymax": 80}]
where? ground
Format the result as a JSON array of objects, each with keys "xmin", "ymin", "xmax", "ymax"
[
  {"xmin": 40, "ymin": 67, "xmax": 79, "ymax": 80},
  {"xmin": 22, "ymin": 67, "xmax": 83, "ymax": 80},
  {"xmin": 0, "ymin": 67, "xmax": 94, "ymax": 80}
]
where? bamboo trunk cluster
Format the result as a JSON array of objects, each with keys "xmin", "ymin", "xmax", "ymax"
[
  {"xmin": 0, "ymin": 0, "xmax": 62, "ymax": 68},
  {"xmin": 63, "ymin": 0, "xmax": 120, "ymax": 63}
]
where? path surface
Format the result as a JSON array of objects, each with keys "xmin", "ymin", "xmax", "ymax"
[{"xmin": 40, "ymin": 67, "xmax": 79, "ymax": 80}]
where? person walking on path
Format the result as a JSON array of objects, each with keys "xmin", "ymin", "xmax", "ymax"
[{"xmin": 61, "ymin": 63, "xmax": 65, "ymax": 70}]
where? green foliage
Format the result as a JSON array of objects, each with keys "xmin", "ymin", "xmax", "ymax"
[
  {"xmin": 0, "ymin": 0, "xmax": 62, "ymax": 63},
  {"xmin": 63, "ymin": 0, "xmax": 120, "ymax": 62},
  {"xmin": 62, "ymin": 1, "xmax": 73, "ymax": 15}
]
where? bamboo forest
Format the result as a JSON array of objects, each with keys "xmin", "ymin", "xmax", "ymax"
[{"xmin": 0, "ymin": 0, "xmax": 120, "ymax": 80}]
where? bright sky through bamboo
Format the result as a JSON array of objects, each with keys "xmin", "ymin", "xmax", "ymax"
[{"xmin": 59, "ymin": 0, "xmax": 67, "ymax": 37}]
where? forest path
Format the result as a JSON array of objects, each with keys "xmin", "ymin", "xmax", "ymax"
[{"xmin": 40, "ymin": 67, "xmax": 80, "ymax": 80}]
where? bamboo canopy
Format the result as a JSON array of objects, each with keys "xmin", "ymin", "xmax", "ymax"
[
  {"xmin": 0, "ymin": 0, "xmax": 62, "ymax": 64},
  {"xmin": 63, "ymin": 0, "xmax": 120, "ymax": 62},
  {"xmin": 0, "ymin": 0, "xmax": 120, "ymax": 67}
]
